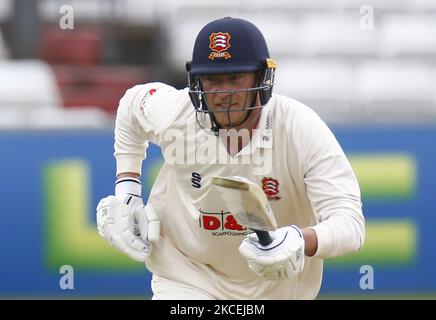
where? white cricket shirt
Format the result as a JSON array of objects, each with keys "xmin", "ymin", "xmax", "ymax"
[{"xmin": 114, "ymin": 82, "xmax": 365, "ymax": 299}]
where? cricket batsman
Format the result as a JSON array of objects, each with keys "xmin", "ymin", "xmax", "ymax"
[{"xmin": 96, "ymin": 17, "xmax": 365, "ymax": 299}]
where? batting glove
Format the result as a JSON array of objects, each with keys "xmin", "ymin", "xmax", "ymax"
[
  {"xmin": 96, "ymin": 178, "xmax": 159, "ymax": 262},
  {"xmin": 239, "ymin": 225, "xmax": 305, "ymax": 281}
]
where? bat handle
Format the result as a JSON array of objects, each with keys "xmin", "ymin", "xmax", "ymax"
[{"xmin": 253, "ymin": 230, "xmax": 273, "ymax": 246}]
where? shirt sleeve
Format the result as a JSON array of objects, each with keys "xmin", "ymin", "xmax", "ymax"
[
  {"xmin": 294, "ymin": 106, "xmax": 365, "ymax": 259},
  {"xmin": 114, "ymin": 82, "xmax": 176, "ymax": 176}
]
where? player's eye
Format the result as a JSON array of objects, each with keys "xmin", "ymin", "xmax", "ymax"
[
  {"xmin": 229, "ymin": 74, "xmax": 248, "ymax": 86},
  {"xmin": 229, "ymin": 74, "xmax": 243, "ymax": 81},
  {"xmin": 201, "ymin": 76, "xmax": 219, "ymax": 86},
  {"xmin": 202, "ymin": 76, "xmax": 215, "ymax": 82}
]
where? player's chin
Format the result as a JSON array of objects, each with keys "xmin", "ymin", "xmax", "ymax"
[
  {"xmin": 216, "ymin": 118, "xmax": 247, "ymax": 130},
  {"xmin": 211, "ymin": 109, "xmax": 248, "ymax": 128}
]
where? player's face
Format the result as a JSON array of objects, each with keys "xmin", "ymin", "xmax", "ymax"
[{"xmin": 200, "ymin": 72, "xmax": 260, "ymax": 129}]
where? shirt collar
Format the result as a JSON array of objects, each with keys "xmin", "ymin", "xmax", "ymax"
[
  {"xmin": 237, "ymin": 102, "xmax": 274, "ymax": 156},
  {"xmin": 253, "ymin": 103, "xmax": 274, "ymax": 149}
]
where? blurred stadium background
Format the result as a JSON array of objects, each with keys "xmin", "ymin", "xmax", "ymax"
[{"xmin": 1, "ymin": 0, "xmax": 436, "ymax": 299}]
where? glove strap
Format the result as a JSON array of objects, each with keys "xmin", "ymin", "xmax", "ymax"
[{"xmin": 115, "ymin": 177, "xmax": 142, "ymax": 197}]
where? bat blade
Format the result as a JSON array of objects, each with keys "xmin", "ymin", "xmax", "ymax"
[{"xmin": 212, "ymin": 176, "xmax": 277, "ymax": 245}]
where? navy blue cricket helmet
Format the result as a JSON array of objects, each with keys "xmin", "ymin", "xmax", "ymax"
[{"xmin": 186, "ymin": 17, "xmax": 277, "ymax": 134}]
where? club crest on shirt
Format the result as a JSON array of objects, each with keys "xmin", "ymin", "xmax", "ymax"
[
  {"xmin": 261, "ymin": 177, "xmax": 281, "ymax": 201},
  {"xmin": 209, "ymin": 32, "xmax": 232, "ymax": 60}
]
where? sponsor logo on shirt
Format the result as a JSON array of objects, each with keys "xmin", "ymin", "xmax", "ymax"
[
  {"xmin": 261, "ymin": 177, "xmax": 281, "ymax": 201},
  {"xmin": 198, "ymin": 209, "xmax": 249, "ymax": 237},
  {"xmin": 139, "ymin": 87, "xmax": 157, "ymax": 118}
]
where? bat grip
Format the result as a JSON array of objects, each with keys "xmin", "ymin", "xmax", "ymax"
[{"xmin": 253, "ymin": 230, "xmax": 273, "ymax": 246}]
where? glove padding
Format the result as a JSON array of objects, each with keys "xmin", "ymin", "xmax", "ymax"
[
  {"xmin": 96, "ymin": 194, "xmax": 159, "ymax": 262},
  {"xmin": 239, "ymin": 225, "xmax": 305, "ymax": 280}
]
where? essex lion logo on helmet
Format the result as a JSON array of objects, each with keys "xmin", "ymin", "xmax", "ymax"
[{"xmin": 209, "ymin": 32, "xmax": 231, "ymax": 60}]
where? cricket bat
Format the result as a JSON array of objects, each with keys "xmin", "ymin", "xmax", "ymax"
[{"xmin": 211, "ymin": 176, "xmax": 278, "ymax": 246}]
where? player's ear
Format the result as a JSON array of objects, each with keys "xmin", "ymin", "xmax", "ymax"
[
  {"xmin": 186, "ymin": 61, "xmax": 192, "ymax": 72},
  {"xmin": 255, "ymin": 70, "xmax": 263, "ymax": 84}
]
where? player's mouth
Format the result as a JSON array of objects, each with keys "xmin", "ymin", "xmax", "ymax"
[{"xmin": 212, "ymin": 103, "xmax": 243, "ymax": 110}]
